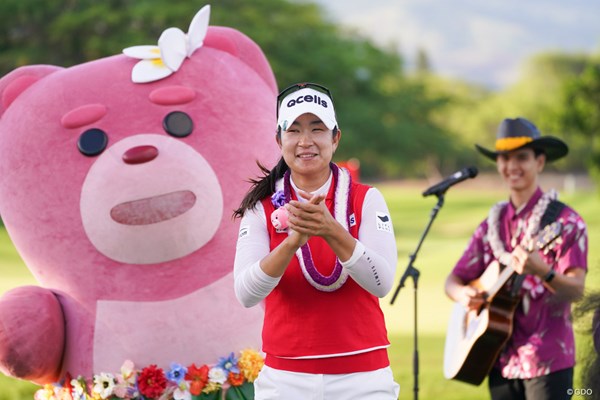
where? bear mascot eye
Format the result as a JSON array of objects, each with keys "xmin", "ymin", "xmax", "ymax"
[
  {"xmin": 163, "ymin": 111, "xmax": 193, "ymax": 138},
  {"xmin": 78, "ymin": 128, "xmax": 108, "ymax": 156}
]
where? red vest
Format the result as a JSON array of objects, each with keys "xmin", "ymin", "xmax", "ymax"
[{"xmin": 260, "ymin": 177, "xmax": 390, "ymax": 374}]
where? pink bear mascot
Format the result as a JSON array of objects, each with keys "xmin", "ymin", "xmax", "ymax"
[{"xmin": 0, "ymin": 5, "xmax": 277, "ymax": 392}]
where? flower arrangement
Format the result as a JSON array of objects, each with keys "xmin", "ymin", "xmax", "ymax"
[{"xmin": 34, "ymin": 349, "xmax": 264, "ymax": 400}]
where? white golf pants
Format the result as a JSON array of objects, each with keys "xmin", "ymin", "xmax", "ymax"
[{"xmin": 254, "ymin": 365, "xmax": 400, "ymax": 400}]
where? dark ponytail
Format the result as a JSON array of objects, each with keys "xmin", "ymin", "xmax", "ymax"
[{"xmin": 233, "ymin": 157, "xmax": 289, "ymax": 219}]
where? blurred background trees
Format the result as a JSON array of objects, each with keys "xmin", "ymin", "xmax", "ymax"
[{"xmin": 0, "ymin": 0, "xmax": 598, "ymax": 183}]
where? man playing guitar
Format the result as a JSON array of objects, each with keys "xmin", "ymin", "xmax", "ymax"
[{"xmin": 444, "ymin": 117, "xmax": 588, "ymax": 400}]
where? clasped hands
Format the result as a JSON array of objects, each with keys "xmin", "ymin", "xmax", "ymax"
[{"xmin": 284, "ymin": 190, "xmax": 336, "ymax": 247}]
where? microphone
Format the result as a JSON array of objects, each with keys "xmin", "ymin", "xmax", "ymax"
[{"xmin": 422, "ymin": 166, "xmax": 478, "ymax": 197}]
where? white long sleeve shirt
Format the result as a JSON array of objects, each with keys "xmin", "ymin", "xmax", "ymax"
[{"xmin": 234, "ymin": 177, "xmax": 398, "ymax": 307}]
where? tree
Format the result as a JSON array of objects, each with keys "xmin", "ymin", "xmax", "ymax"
[
  {"xmin": 0, "ymin": 0, "xmax": 461, "ymax": 179},
  {"xmin": 415, "ymin": 47, "xmax": 431, "ymax": 76},
  {"xmin": 561, "ymin": 60, "xmax": 600, "ymax": 184},
  {"xmin": 428, "ymin": 52, "xmax": 597, "ymax": 175}
]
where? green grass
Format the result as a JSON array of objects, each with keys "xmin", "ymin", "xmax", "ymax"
[
  {"xmin": 0, "ymin": 375, "xmax": 37, "ymax": 400},
  {"xmin": 0, "ymin": 181, "xmax": 598, "ymax": 399},
  {"xmin": 0, "ymin": 229, "xmax": 35, "ymax": 295}
]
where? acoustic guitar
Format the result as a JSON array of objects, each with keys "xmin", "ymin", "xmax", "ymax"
[{"xmin": 443, "ymin": 221, "xmax": 562, "ymax": 385}]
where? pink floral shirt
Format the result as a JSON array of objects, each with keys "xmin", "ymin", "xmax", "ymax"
[{"xmin": 452, "ymin": 188, "xmax": 588, "ymax": 379}]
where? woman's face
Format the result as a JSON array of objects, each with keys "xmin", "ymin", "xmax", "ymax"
[
  {"xmin": 277, "ymin": 113, "xmax": 340, "ymax": 184},
  {"xmin": 496, "ymin": 147, "xmax": 545, "ymax": 193}
]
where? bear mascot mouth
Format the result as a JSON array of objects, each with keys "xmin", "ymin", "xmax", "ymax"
[{"xmin": 110, "ymin": 190, "xmax": 196, "ymax": 225}]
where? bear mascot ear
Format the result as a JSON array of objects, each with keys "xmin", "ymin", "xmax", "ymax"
[
  {"xmin": 0, "ymin": 65, "xmax": 63, "ymax": 115},
  {"xmin": 204, "ymin": 26, "xmax": 277, "ymax": 94}
]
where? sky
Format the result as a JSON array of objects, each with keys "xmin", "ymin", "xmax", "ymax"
[{"xmin": 313, "ymin": 0, "xmax": 600, "ymax": 89}]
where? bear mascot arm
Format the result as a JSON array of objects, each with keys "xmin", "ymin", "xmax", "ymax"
[{"xmin": 0, "ymin": 286, "xmax": 65, "ymax": 383}]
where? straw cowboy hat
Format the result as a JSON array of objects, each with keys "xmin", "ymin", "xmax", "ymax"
[{"xmin": 475, "ymin": 117, "xmax": 568, "ymax": 162}]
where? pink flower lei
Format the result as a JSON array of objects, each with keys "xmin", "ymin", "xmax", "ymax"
[{"xmin": 275, "ymin": 163, "xmax": 352, "ymax": 292}]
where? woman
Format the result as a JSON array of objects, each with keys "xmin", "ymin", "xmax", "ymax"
[{"xmin": 233, "ymin": 83, "xmax": 400, "ymax": 399}]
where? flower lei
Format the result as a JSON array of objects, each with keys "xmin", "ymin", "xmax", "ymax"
[
  {"xmin": 486, "ymin": 189, "xmax": 557, "ymax": 299},
  {"xmin": 34, "ymin": 349, "xmax": 264, "ymax": 400},
  {"xmin": 272, "ymin": 163, "xmax": 352, "ymax": 292}
]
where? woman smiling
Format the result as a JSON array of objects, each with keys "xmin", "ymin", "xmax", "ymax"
[{"xmin": 233, "ymin": 82, "xmax": 400, "ymax": 399}]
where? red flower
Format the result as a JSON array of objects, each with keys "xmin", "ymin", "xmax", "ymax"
[
  {"xmin": 137, "ymin": 364, "xmax": 167, "ymax": 399},
  {"xmin": 63, "ymin": 373, "xmax": 73, "ymax": 391},
  {"xmin": 63, "ymin": 372, "xmax": 73, "ymax": 397},
  {"xmin": 185, "ymin": 363, "xmax": 209, "ymax": 395},
  {"xmin": 228, "ymin": 371, "xmax": 244, "ymax": 387}
]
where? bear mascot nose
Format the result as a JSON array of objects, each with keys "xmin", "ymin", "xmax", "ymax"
[{"xmin": 123, "ymin": 145, "xmax": 159, "ymax": 164}]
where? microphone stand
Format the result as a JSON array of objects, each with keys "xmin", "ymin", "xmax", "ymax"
[{"xmin": 389, "ymin": 192, "xmax": 446, "ymax": 400}]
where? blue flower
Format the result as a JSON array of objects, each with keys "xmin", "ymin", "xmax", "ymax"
[
  {"xmin": 216, "ymin": 352, "xmax": 239, "ymax": 374},
  {"xmin": 166, "ymin": 362, "xmax": 188, "ymax": 384},
  {"xmin": 271, "ymin": 190, "xmax": 286, "ymax": 208}
]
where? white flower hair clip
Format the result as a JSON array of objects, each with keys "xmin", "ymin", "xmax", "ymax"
[{"xmin": 122, "ymin": 5, "xmax": 210, "ymax": 83}]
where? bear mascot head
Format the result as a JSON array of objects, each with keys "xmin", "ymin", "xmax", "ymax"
[{"xmin": 0, "ymin": 5, "xmax": 278, "ymax": 397}]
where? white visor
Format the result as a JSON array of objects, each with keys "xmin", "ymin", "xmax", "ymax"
[{"xmin": 277, "ymin": 87, "xmax": 337, "ymax": 131}]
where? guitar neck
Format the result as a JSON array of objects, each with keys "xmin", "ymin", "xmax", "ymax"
[
  {"xmin": 485, "ymin": 221, "xmax": 562, "ymax": 300},
  {"xmin": 487, "ymin": 221, "xmax": 562, "ymax": 300},
  {"xmin": 486, "ymin": 265, "xmax": 515, "ymax": 300}
]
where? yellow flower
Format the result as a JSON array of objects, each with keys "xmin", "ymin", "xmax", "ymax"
[
  {"xmin": 89, "ymin": 390, "xmax": 103, "ymax": 400},
  {"xmin": 202, "ymin": 381, "xmax": 222, "ymax": 393},
  {"xmin": 238, "ymin": 349, "xmax": 264, "ymax": 383},
  {"xmin": 34, "ymin": 385, "xmax": 55, "ymax": 400}
]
